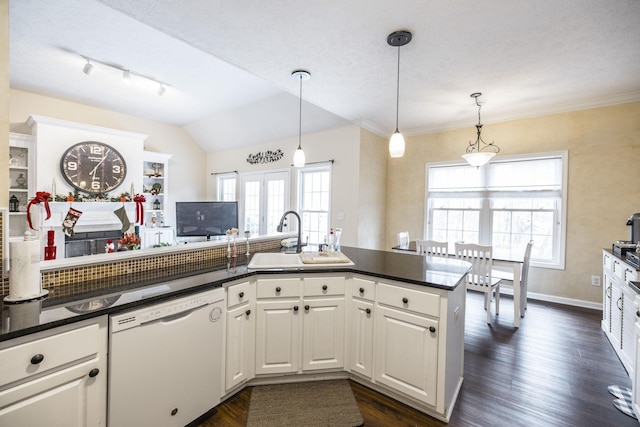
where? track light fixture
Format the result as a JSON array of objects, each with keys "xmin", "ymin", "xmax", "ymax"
[
  {"xmin": 79, "ymin": 54, "xmax": 170, "ymax": 96},
  {"xmin": 82, "ymin": 58, "xmax": 94, "ymax": 75},
  {"xmin": 292, "ymin": 70, "xmax": 310, "ymax": 168}
]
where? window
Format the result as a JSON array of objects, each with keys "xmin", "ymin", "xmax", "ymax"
[
  {"xmin": 216, "ymin": 174, "xmax": 237, "ymax": 201},
  {"xmin": 297, "ymin": 164, "xmax": 332, "ymax": 245},
  {"xmin": 425, "ymin": 152, "xmax": 567, "ymax": 269},
  {"xmin": 239, "ymin": 171, "xmax": 289, "ymax": 236}
]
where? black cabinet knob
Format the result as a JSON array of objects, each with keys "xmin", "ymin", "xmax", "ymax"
[
  {"xmin": 88, "ymin": 368, "xmax": 100, "ymax": 378},
  {"xmin": 322, "ymin": 285, "xmax": 328, "ymax": 291},
  {"xmin": 429, "ymin": 326, "xmax": 436, "ymax": 333},
  {"xmin": 293, "ymin": 306, "xmax": 299, "ymax": 312},
  {"xmin": 402, "ymin": 297, "xmax": 408, "ymax": 304},
  {"xmin": 305, "ymin": 305, "xmax": 310, "ymax": 311},
  {"xmin": 365, "ymin": 308, "xmax": 371, "ymax": 314},
  {"xmin": 637, "ymin": 310, "xmax": 640, "ymax": 318},
  {"xmin": 171, "ymin": 408, "xmax": 178, "ymax": 416},
  {"xmin": 276, "ymin": 287, "xmax": 281, "ymax": 293},
  {"xmin": 246, "ymin": 309, "xmax": 251, "ymax": 316},
  {"xmin": 239, "ymin": 291, "xmax": 244, "ymax": 298},
  {"xmin": 30, "ymin": 354, "xmax": 44, "ymax": 365},
  {"xmin": 359, "ymin": 287, "xmax": 365, "ymax": 294}
]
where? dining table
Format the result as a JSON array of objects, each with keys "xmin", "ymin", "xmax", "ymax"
[{"xmin": 393, "ymin": 241, "xmax": 524, "ymax": 328}]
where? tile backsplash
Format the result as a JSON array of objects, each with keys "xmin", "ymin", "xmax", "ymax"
[{"xmin": 1, "ymin": 237, "xmax": 282, "ymax": 297}]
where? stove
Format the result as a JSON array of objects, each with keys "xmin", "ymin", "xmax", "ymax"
[{"xmin": 613, "ymin": 241, "xmax": 637, "ymax": 257}]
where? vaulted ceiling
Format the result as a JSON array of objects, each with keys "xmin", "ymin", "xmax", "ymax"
[{"xmin": 10, "ymin": 0, "xmax": 640, "ymax": 152}]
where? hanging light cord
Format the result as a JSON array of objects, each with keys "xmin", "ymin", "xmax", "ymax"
[
  {"xmin": 298, "ymin": 75, "xmax": 303, "ymax": 150},
  {"xmin": 395, "ymin": 47, "xmax": 400, "ymax": 133}
]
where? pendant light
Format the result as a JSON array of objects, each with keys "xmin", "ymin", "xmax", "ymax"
[
  {"xmin": 292, "ymin": 70, "xmax": 310, "ymax": 168},
  {"xmin": 462, "ymin": 92, "xmax": 500, "ymax": 167},
  {"xmin": 387, "ymin": 30, "xmax": 412, "ymax": 158}
]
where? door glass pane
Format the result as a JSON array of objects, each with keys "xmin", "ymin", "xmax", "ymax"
[{"xmin": 244, "ymin": 181, "xmax": 260, "ymax": 235}]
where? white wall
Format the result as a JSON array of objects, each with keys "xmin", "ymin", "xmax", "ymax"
[{"xmin": 207, "ymin": 125, "xmax": 361, "ymax": 247}]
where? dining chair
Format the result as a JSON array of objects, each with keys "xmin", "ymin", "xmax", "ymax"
[
  {"xmin": 416, "ymin": 239, "xmax": 448, "ymax": 257},
  {"xmin": 455, "ymin": 242, "xmax": 502, "ymax": 324},
  {"xmin": 396, "ymin": 231, "xmax": 410, "ymax": 247},
  {"xmin": 493, "ymin": 240, "xmax": 533, "ymax": 316}
]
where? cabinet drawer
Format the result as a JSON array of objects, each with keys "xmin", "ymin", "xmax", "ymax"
[
  {"xmin": 227, "ymin": 281, "xmax": 253, "ymax": 308},
  {"xmin": 350, "ymin": 277, "xmax": 376, "ymax": 301},
  {"xmin": 257, "ymin": 278, "xmax": 301, "ymax": 299},
  {"xmin": 377, "ymin": 282, "xmax": 440, "ymax": 318},
  {"xmin": 0, "ymin": 323, "xmax": 100, "ymax": 387},
  {"xmin": 303, "ymin": 276, "xmax": 345, "ymax": 297},
  {"xmin": 603, "ymin": 252, "xmax": 612, "ymax": 273},
  {"xmin": 624, "ymin": 265, "xmax": 638, "ymax": 283}
]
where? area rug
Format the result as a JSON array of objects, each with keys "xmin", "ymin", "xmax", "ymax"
[{"xmin": 246, "ymin": 380, "xmax": 364, "ymax": 427}]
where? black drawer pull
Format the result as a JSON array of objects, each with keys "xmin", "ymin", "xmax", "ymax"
[
  {"xmin": 293, "ymin": 305, "xmax": 299, "ymax": 312},
  {"xmin": 322, "ymin": 285, "xmax": 328, "ymax": 291},
  {"xmin": 402, "ymin": 297, "xmax": 408, "ymax": 304},
  {"xmin": 89, "ymin": 368, "xmax": 100, "ymax": 378},
  {"xmin": 365, "ymin": 308, "xmax": 371, "ymax": 314},
  {"xmin": 276, "ymin": 287, "xmax": 281, "ymax": 293},
  {"xmin": 239, "ymin": 291, "xmax": 244, "ymax": 298},
  {"xmin": 305, "ymin": 305, "xmax": 310, "ymax": 311},
  {"xmin": 246, "ymin": 309, "xmax": 251, "ymax": 316},
  {"xmin": 171, "ymin": 408, "xmax": 178, "ymax": 416},
  {"xmin": 359, "ymin": 287, "xmax": 365, "ymax": 294},
  {"xmin": 429, "ymin": 326, "xmax": 436, "ymax": 333},
  {"xmin": 30, "ymin": 354, "xmax": 44, "ymax": 365}
]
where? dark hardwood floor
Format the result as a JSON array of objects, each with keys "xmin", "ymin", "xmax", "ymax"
[{"xmin": 199, "ymin": 292, "xmax": 637, "ymax": 426}]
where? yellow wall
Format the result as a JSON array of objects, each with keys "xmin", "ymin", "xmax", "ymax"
[
  {"xmin": 386, "ymin": 102, "xmax": 640, "ymax": 303},
  {"xmin": 357, "ymin": 128, "xmax": 387, "ymax": 249}
]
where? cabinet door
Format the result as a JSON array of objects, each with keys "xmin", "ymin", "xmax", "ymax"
[
  {"xmin": 349, "ymin": 298, "xmax": 374, "ymax": 378},
  {"xmin": 374, "ymin": 305, "xmax": 439, "ymax": 406},
  {"xmin": 226, "ymin": 303, "xmax": 255, "ymax": 391},
  {"xmin": 602, "ymin": 272, "xmax": 613, "ymax": 332},
  {"xmin": 633, "ymin": 321, "xmax": 640, "ymax": 416},
  {"xmin": 0, "ymin": 358, "xmax": 104, "ymax": 427},
  {"xmin": 622, "ymin": 285, "xmax": 636, "ymax": 376},
  {"xmin": 302, "ymin": 297, "xmax": 345, "ymax": 371},
  {"xmin": 611, "ymin": 281, "xmax": 623, "ymax": 350},
  {"xmin": 255, "ymin": 299, "xmax": 301, "ymax": 374}
]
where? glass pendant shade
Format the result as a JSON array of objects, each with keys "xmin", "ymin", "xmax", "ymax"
[
  {"xmin": 293, "ymin": 146, "xmax": 306, "ymax": 168},
  {"xmin": 389, "ymin": 131, "xmax": 406, "ymax": 158},
  {"xmin": 462, "ymin": 152, "xmax": 496, "ymax": 167}
]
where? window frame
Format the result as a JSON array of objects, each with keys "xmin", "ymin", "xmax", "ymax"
[
  {"xmin": 424, "ymin": 151, "xmax": 568, "ymax": 269},
  {"xmin": 296, "ymin": 162, "xmax": 333, "ymax": 246}
]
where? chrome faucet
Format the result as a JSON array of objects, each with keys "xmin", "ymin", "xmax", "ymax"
[{"xmin": 277, "ymin": 210, "xmax": 302, "ymax": 253}]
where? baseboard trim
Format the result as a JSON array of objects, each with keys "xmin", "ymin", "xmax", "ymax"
[{"xmin": 498, "ymin": 287, "xmax": 601, "ymax": 311}]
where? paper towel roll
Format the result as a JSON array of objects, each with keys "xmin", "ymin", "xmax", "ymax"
[{"xmin": 8, "ymin": 238, "xmax": 42, "ymax": 301}]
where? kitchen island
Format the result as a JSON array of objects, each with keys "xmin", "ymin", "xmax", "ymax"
[{"xmin": 0, "ymin": 246, "xmax": 470, "ymax": 425}]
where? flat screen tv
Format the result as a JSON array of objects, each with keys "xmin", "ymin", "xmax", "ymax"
[{"xmin": 176, "ymin": 201, "xmax": 238, "ymax": 239}]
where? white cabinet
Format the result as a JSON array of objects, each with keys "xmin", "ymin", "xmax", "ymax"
[
  {"xmin": 302, "ymin": 277, "xmax": 345, "ymax": 371},
  {"xmin": 374, "ymin": 282, "xmax": 439, "ymax": 406},
  {"xmin": 602, "ymin": 250, "xmax": 638, "ymax": 376},
  {"xmin": 225, "ymin": 280, "xmax": 255, "ymax": 392},
  {"xmin": 348, "ymin": 277, "xmax": 375, "ymax": 379},
  {"xmin": 142, "ymin": 151, "xmax": 171, "ymax": 227},
  {"xmin": 8, "ymin": 133, "xmax": 35, "ymax": 241},
  {"xmin": 140, "ymin": 226, "xmax": 175, "ymax": 249},
  {"xmin": 254, "ymin": 276, "xmax": 345, "ymax": 375},
  {"xmin": 0, "ymin": 317, "xmax": 108, "ymax": 427},
  {"xmin": 633, "ymin": 299, "xmax": 640, "ymax": 417}
]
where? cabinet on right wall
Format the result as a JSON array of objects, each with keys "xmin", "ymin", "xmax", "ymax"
[{"xmin": 602, "ymin": 250, "xmax": 638, "ymax": 376}]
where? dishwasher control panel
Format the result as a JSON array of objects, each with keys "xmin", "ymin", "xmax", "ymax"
[{"xmin": 110, "ymin": 287, "xmax": 224, "ymax": 332}]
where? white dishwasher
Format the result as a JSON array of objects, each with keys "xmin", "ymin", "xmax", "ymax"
[{"xmin": 108, "ymin": 287, "xmax": 225, "ymax": 427}]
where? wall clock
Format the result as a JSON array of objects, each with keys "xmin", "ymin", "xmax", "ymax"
[{"xmin": 60, "ymin": 141, "xmax": 127, "ymax": 194}]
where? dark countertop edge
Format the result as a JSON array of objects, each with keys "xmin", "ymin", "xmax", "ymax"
[{"xmin": 1, "ymin": 248, "xmax": 469, "ymax": 342}]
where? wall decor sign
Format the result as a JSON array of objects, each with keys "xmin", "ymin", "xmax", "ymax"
[{"xmin": 246, "ymin": 149, "xmax": 284, "ymax": 164}]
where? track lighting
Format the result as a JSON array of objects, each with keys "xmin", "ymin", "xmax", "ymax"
[
  {"xmin": 79, "ymin": 54, "xmax": 170, "ymax": 96},
  {"xmin": 82, "ymin": 58, "xmax": 94, "ymax": 75}
]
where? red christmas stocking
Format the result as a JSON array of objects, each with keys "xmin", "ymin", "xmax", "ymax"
[{"xmin": 62, "ymin": 207, "xmax": 82, "ymax": 237}]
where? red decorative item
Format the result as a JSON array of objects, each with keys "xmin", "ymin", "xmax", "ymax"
[
  {"xmin": 134, "ymin": 194, "xmax": 146, "ymax": 224},
  {"xmin": 44, "ymin": 230, "xmax": 56, "ymax": 260},
  {"xmin": 26, "ymin": 191, "xmax": 52, "ymax": 230}
]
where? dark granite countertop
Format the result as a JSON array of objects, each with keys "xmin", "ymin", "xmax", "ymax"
[{"xmin": 0, "ymin": 246, "xmax": 470, "ymax": 342}]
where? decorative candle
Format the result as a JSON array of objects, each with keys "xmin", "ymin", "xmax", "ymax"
[{"xmin": 51, "ymin": 178, "xmax": 56, "ymax": 198}]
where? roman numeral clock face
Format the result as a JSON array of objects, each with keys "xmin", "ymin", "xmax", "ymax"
[{"xmin": 60, "ymin": 142, "xmax": 127, "ymax": 194}]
